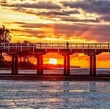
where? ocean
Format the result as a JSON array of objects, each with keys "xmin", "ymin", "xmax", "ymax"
[{"xmin": 0, "ymin": 68, "xmax": 110, "ymax": 109}]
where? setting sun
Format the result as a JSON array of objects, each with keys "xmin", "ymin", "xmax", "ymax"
[{"xmin": 49, "ymin": 58, "xmax": 57, "ymax": 65}]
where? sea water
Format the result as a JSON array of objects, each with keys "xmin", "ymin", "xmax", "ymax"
[
  {"xmin": 0, "ymin": 68, "xmax": 110, "ymax": 75},
  {"xmin": 0, "ymin": 69, "xmax": 110, "ymax": 109}
]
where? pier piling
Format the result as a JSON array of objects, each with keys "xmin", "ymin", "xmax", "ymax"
[
  {"xmin": 63, "ymin": 54, "xmax": 70, "ymax": 76},
  {"xmin": 37, "ymin": 54, "xmax": 43, "ymax": 75},
  {"xmin": 11, "ymin": 55, "xmax": 18, "ymax": 75},
  {"xmin": 90, "ymin": 55, "xmax": 96, "ymax": 77}
]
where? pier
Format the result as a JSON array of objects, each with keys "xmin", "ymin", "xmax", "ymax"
[{"xmin": 0, "ymin": 42, "xmax": 110, "ymax": 78}]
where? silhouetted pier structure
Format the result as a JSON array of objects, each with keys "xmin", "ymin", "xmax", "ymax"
[{"xmin": 0, "ymin": 42, "xmax": 110, "ymax": 77}]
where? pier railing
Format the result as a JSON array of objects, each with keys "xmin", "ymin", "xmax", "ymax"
[{"xmin": 0, "ymin": 42, "xmax": 110, "ymax": 52}]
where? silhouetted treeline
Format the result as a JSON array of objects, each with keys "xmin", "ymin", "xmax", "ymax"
[{"xmin": 0, "ymin": 61, "xmax": 36, "ymax": 69}]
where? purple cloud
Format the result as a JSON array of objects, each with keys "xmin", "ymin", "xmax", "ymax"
[{"xmin": 1, "ymin": 1, "xmax": 61, "ymax": 9}]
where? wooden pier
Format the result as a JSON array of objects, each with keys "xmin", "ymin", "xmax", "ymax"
[{"xmin": 0, "ymin": 42, "xmax": 110, "ymax": 78}]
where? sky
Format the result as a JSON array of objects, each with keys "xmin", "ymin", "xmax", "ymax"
[{"xmin": 0, "ymin": 0, "xmax": 110, "ymax": 68}]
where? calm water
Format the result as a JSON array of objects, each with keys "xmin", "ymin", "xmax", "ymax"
[
  {"xmin": 0, "ymin": 69, "xmax": 110, "ymax": 109},
  {"xmin": 0, "ymin": 68, "xmax": 110, "ymax": 75}
]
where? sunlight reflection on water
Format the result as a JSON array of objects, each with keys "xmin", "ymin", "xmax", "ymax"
[
  {"xmin": 0, "ymin": 69, "xmax": 110, "ymax": 108},
  {"xmin": 0, "ymin": 80, "xmax": 110, "ymax": 109}
]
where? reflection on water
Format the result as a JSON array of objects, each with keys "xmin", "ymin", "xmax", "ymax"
[
  {"xmin": 0, "ymin": 69, "xmax": 110, "ymax": 109},
  {"xmin": 0, "ymin": 80, "xmax": 110, "ymax": 109},
  {"xmin": 89, "ymin": 82, "xmax": 97, "ymax": 92}
]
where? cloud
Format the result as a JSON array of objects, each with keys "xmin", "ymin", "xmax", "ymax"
[
  {"xmin": 11, "ymin": 28, "xmax": 46, "ymax": 38},
  {"xmin": 10, "ymin": 22, "xmax": 110, "ymax": 42},
  {"xmin": 62, "ymin": 0, "xmax": 110, "ymax": 15},
  {"xmin": 37, "ymin": 10, "xmax": 80, "ymax": 16},
  {"xmin": 1, "ymin": 1, "xmax": 61, "ymax": 9},
  {"xmin": 100, "ymin": 14, "xmax": 110, "ymax": 22},
  {"xmin": 11, "ymin": 8, "xmax": 99, "ymax": 24},
  {"xmin": 8, "ymin": 5, "xmax": 80, "ymax": 18},
  {"xmin": 1, "ymin": 0, "xmax": 101, "ymax": 24},
  {"xmin": 0, "ymin": 0, "xmax": 7, "ymax": 4},
  {"xmin": 60, "ymin": 17, "xmax": 100, "ymax": 23},
  {"xmin": 1, "ymin": 0, "xmax": 110, "ymax": 23}
]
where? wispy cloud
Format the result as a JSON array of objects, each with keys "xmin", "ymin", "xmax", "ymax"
[
  {"xmin": 1, "ymin": 1, "xmax": 61, "ymax": 9},
  {"xmin": 62, "ymin": 0, "xmax": 110, "ymax": 14}
]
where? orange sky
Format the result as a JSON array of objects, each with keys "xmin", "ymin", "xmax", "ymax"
[{"xmin": 1, "ymin": 0, "xmax": 110, "ymax": 68}]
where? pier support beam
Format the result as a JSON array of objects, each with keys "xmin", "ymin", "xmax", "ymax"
[
  {"xmin": 15, "ymin": 55, "xmax": 18, "ymax": 75},
  {"xmin": 11, "ymin": 55, "xmax": 18, "ymax": 75},
  {"xmin": 90, "ymin": 55, "xmax": 96, "ymax": 77},
  {"xmin": 37, "ymin": 54, "xmax": 43, "ymax": 75},
  {"xmin": 67, "ymin": 55, "xmax": 70, "ymax": 76},
  {"xmin": 64, "ymin": 55, "xmax": 66, "ymax": 75},
  {"xmin": 93, "ymin": 55, "xmax": 96, "ymax": 77},
  {"xmin": 85, "ymin": 52, "xmax": 101, "ymax": 77},
  {"xmin": 63, "ymin": 54, "xmax": 70, "ymax": 76},
  {"xmin": 12, "ymin": 55, "xmax": 15, "ymax": 74}
]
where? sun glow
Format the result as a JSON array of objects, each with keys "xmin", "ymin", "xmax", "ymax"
[{"xmin": 49, "ymin": 58, "xmax": 57, "ymax": 65}]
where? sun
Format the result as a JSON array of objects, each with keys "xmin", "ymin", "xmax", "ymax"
[{"xmin": 49, "ymin": 58, "xmax": 57, "ymax": 65}]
